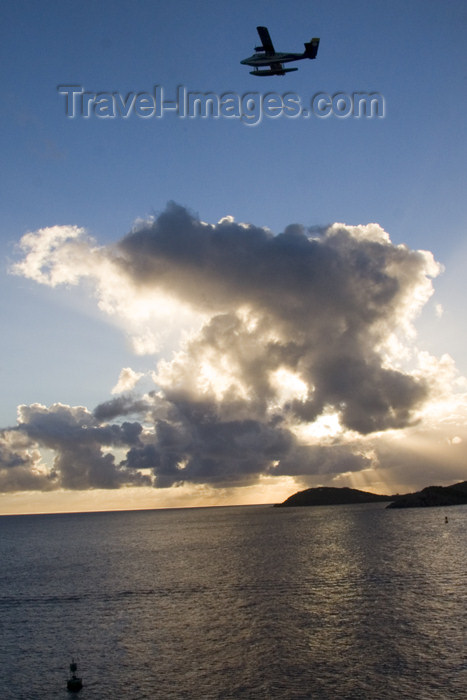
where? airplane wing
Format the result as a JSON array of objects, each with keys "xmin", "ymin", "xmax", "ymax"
[{"xmin": 256, "ymin": 26, "xmax": 275, "ymax": 55}]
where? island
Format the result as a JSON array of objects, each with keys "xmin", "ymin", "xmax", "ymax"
[
  {"xmin": 274, "ymin": 486, "xmax": 393, "ymax": 508},
  {"xmin": 386, "ymin": 481, "xmax": 467, "ymax": 508},
  {"xmin": 274, "ymin": 481, "xmax": 467, "ymax": 509}
]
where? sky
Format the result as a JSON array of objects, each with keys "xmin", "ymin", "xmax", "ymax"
[{"xmin": 1, "ymin": 0, "xmax": 467, "ymax": 514}]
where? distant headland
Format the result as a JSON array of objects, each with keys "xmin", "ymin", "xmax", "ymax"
[
  {"xmin": 386, "ymin": 481, "xmax": 467, "ymax": 509},
  {"xmin": 274, "ymin": 486, "xmax": 392, "ymax": 508},
  {"xmin": 274, "ymin": 481, "xmax": 467, "ymax": 509}
]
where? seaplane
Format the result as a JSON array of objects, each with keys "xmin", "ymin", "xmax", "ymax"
[{"xmin": 241, "ymin": 26, "xmax": 320, "ymax": 76}]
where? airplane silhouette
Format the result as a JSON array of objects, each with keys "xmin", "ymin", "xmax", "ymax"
[{"xmin": 241, "ymin": 26, "xmax": 320, "ymax": 76}]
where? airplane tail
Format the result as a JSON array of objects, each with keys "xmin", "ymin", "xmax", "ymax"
[{"xmin": 304, "ymin": 37, "xmax": 320, "ymax": 59}]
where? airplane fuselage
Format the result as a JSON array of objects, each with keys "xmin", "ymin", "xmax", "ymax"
[{"xmin": 241, "ymin": 52, "xmax": 306, "ymax": 67}]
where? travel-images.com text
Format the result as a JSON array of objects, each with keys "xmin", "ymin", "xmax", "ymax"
[{"xmin": 58, "ymin": 85, "xmax": 385, "ymax": 125}]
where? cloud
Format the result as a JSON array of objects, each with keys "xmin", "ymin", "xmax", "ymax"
[
  {"xmin": 0, "ymin": 404, "xmax": 149, "ymax": 491},
  {"xmin": 116, "ymin": 204, "xmax": 438, "ymax": 433},
  {"xmin": 5, "ymin": 202, "xmax": 464, "ymax": 496},
  {"xmin": 112, "ymin": 367, "xmax": 144, "ymax": 394},
  {"xmin": 0, "ymin": 428, "xmax": 52, "ymax": 492}
]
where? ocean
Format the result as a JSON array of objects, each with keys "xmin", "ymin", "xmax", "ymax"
[{"xmin": 0, "ymin": 502, "xmax": 465, "ymax": 699}]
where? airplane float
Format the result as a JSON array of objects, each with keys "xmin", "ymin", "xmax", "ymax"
[{"xmin": 241, "ymin": 26, "xmax": 320, "ymax": 76}]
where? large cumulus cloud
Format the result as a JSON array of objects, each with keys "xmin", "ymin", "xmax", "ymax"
[
  {"xmin": 116, "ymin": 203, "xmax": 436, "ymax": 433},
  {"xmin": 4, "ymin": 202, "xmax": 458, "ymax": 495}
]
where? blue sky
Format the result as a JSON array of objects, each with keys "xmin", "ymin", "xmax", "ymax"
[{"xmin": 1, "ymin": 1, "xmax": 467, "ymax": 513}]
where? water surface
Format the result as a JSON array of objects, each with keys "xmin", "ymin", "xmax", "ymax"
[{"xmin": 0, "ymin": 503, "xmax": 465, "ymax": 698}]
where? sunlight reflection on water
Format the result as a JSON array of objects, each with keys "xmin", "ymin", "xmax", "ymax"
[{"xmin": 0, "ymin": 503, "xmax": 466, "ymax": 698}]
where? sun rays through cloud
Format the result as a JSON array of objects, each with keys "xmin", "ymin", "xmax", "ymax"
[{"xmin": 2, "ymin": 203, "xmax": 466, "ymax": 503}]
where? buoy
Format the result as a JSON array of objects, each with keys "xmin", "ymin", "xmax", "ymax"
[{"xmin": 67, "ymin": 659, "xmax": 83, "ymax": 692}]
